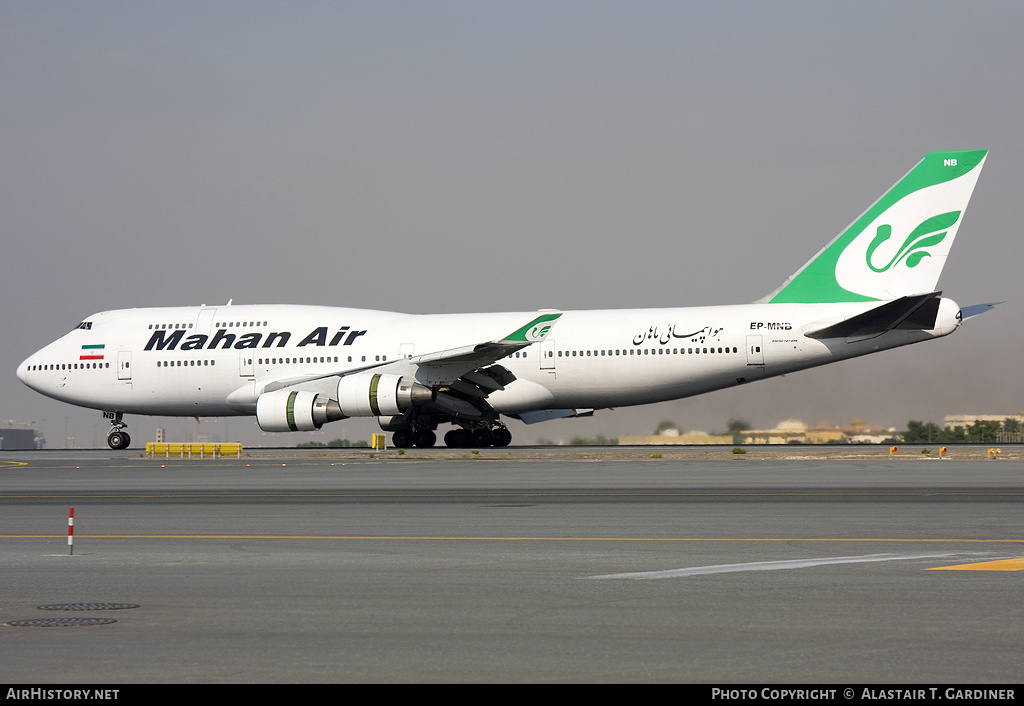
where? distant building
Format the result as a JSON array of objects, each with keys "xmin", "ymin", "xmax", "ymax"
[
  {"xmin": 739, "ymin": 419, "xmax": 819, "ymax": 445},
  {"xmin": 0, "ymin": 428, "xmax": 40, "ymax": 450},
  {"xmin": 843, "ymin": 417, "xmax": 897, "ymax": 444},
  {"xmin": 942, "ymin": 413, "xmax": 1024, "ymax": 443},
  {"xmin": 738, "ymin": 418, "xmax": 896, "ymax": 445},
  {"xmin": 620, "ymin": 417, "xmax": 900, "ymax": 446},
  {"xmin": 944, "ymin": 413, "xmax": 1024, "ymax": 428},
  {"xmin": 619, "ymin": 428, "xmax": 732, "ymax": 445}
]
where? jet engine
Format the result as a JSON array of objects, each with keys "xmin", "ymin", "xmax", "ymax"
[
  {"xmin": 337, "ymin": 372, "xmax": 434, "ymax": 417},
  {"xmin": 256, "ymin": 389, "xmax": 344, "ymax": 432}
]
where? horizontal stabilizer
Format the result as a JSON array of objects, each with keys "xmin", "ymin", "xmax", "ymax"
[
  {"xmin": 805, "ymin": 292, "xmax": 942, "ymax": 341},
  {"xmin": 959, "ymin": 302, "xmax": 1002, "ymax": 320}
]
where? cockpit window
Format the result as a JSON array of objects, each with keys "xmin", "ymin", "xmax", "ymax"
[{"xmin": 74, "ymin": 322, "xmax": 93, "ymax": 331}]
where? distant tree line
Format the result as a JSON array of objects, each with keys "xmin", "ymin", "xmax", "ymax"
[
  {"xmin": 902, "ymin": 418, "xmax": 1021, "ymax": 444},
  {"xmin": 297, "ymin": 438, "xmax": 370, "ymax": 448},
  {"xmin": 570, "ymin": 435, "xmax": 618, "ymax": 446}
]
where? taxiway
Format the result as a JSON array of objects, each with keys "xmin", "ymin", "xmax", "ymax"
[{"xmin": 1, "ymin": 447, "xmax": 1021, "ymax": 682}]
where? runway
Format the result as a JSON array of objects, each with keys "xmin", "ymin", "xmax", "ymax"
[{"xmin": 1, "ymin": 447, "xmax": 1022, "ymax": 683}]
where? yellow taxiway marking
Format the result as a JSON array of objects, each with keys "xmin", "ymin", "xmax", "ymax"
[{"xmin": 927, "ymin": 558, "xmax": 1024, "ymax": 571}]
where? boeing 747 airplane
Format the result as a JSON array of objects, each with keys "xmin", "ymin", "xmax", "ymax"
[{"xmin": 18, "ymin": 150, "xmax": 992, "ymax": 449}]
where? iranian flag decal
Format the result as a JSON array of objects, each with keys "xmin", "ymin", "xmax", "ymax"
[{"xmin": 80, "ymin": 344, "xmax": 105, "ymax": 361}]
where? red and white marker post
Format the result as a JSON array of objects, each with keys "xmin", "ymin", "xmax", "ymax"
[{"xmin": 68, "ymin": 508, "xmax": 74, "ymax": 555}]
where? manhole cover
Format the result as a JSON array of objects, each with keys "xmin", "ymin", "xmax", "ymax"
[
  {"xmin": 36, "ymin": 603, "xmax": 139, "ymax": 611},
  {"xmin": 6, "ymin": 618, "xmax": 117, "ymax": 627}
]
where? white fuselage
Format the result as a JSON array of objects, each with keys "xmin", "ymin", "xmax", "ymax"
[{"xmin": 17, "ymin": 299, "xmax": 960, "ymax": 421}]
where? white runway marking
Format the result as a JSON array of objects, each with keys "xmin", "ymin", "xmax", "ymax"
[{"xmin": 585, "ymin": 552, "xmax": 994, "ymax": 580}]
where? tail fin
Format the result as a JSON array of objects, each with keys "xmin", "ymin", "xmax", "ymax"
[{"xmin": 765, "ymin": 150, "xmax": 987, "ymax": 304}]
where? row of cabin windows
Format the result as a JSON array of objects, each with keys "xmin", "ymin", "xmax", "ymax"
[
  {"xmin": 154, "ymin": 354, "xmax": 390, "ymax": 367},
  {"xmin": 256, "ymin": 355, "xmax": 388, "ymax": 364},
  {"xmin": 147, "ymin": 321, "xmax": 270, "ymax": 330},
  {"xmin": 28, "ymin": 362, "xmax": 109, "ymax": 371},
  {"xmin": 556, "ymin": 347, "xmax": 738, "ymax": 357}
]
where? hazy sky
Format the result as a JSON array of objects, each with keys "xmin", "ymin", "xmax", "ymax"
[{"xmin": 3, "ymin": 2, "xmax": 1022, "ymax": 447}]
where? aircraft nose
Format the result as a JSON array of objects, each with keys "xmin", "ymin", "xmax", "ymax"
[{"xmin": 16, "ymin": 358, "xmax": 29, "ymax": 384}]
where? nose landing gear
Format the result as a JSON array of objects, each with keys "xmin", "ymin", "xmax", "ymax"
[{"xmin": 105, "ymin": 412, "xmax": 131, "ymax": 450}]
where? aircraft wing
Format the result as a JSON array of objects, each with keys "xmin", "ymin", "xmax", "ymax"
[
  {"xmin": 364, "ymin": 311, "xmax": 562, "ymax": 418},
  {"xmin": 395, "ymin": 312, "xmax": 562, "ymax": 384},
  {"xmin": 260, "ymin": 312, "xmax": 562, "ymax": 408}
]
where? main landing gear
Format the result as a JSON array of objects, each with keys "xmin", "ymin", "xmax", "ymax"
[
  {"xmin": 391, "ymin": 428, "xmax": 436, "ymax": 449},
  {"xmin": 442, "ymin": 424, "xmax": 512, "ymax": 448},
  {"xmin": 391, "ymin": 424, "xmax": 512, "ymax": 448},
  {"xmin": 106, "ymin": 412, "xmax": 131, "ymax": 450}
]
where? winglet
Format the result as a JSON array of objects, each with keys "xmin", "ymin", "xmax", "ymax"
[{"xmin": 500, "ymin": 312, "xmax": 562, "ymax": 344}]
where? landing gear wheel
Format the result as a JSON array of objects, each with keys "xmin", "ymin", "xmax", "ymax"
[
  {"xmin": 491, "ymin": 428, "xmax": 512, "ymax": 447},
  {"xmin": 470, "ymin": 428, "xmax": 493, "ymax": 447},
  {"xmin": 413, "ymin": 429, "xmax": 436, "ymax": 448},
  {"xmin": 444, "ymin": 429, "xmax": 468, "ymax": 448},
  {"xmin": 107, "ymin": 431, "xmax": 131, "ymax": 450},
  {"xmin": 392, "ymin": 430, "xmax": 413, "ymax": 448}
]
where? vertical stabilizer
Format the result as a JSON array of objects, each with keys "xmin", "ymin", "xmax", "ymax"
[{"xmin": 766, "ymin": 150, "xmax": 987, "ymax": 303}]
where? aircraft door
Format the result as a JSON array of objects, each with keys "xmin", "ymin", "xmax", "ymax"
[
  {"xmin": 117, "ymin": 350, "xmax": 132, "ymax": 380},
  {"xmin": 195, "ymin": 308, "xmax": 216, "ymax": 336},
  {"xmin": 746, "ymin": 335, "xmax": 764, "ymax": 366},
  {"xmin": 539, "ymin": 340, "xmax": 555, "ymax": 369},
  {"xmin": 239, "ymin": 351, "xmax": 254, "ymax": 378}
]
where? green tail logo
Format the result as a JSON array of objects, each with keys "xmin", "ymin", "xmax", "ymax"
[
  {"xmin": 766, "ymin": 150, "xmax": 986, "ymax": 304},
  {"xmin": 865, "ymin": 211, "xmax": 960, "ymax": 273}
]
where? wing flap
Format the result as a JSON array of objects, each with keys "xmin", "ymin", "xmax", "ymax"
[{"xmin": 508, "ymin": 408, "xmax": 596, "ymax": 424}]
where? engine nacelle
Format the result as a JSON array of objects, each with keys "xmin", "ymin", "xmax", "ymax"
[
  {"xmin": 337, "ymin": 373, "xmax": 434, "ymax": 417},
  {"xmin": 377, "ymin": 415, "xmax": 410, "ymax": 432},
  {"xmin": 256, "ymin": 389, "xmax": 344, "ymax": 432}
]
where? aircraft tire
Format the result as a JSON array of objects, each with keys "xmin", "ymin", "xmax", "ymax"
[
  {"xmin": 444, "ymin": 429, "xmax": 467, "ymax": 448},
  {"xmin": 392, "ymin": 430, "xmax": 413, "ymax": 448},
  {"xmin": 491, "ymin": 428, "xmax": 512, "ymax": 447},
  {"xmin": 470, "ymin": 428, "xmax": 492, "ymax": 447},
  {"xmin": 107, "ymin": 431, "xmax": 130, "ymax": 450},
  {"xmin": 413, "ymin": 429, "xmax": 436, "ymax": 448}
]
